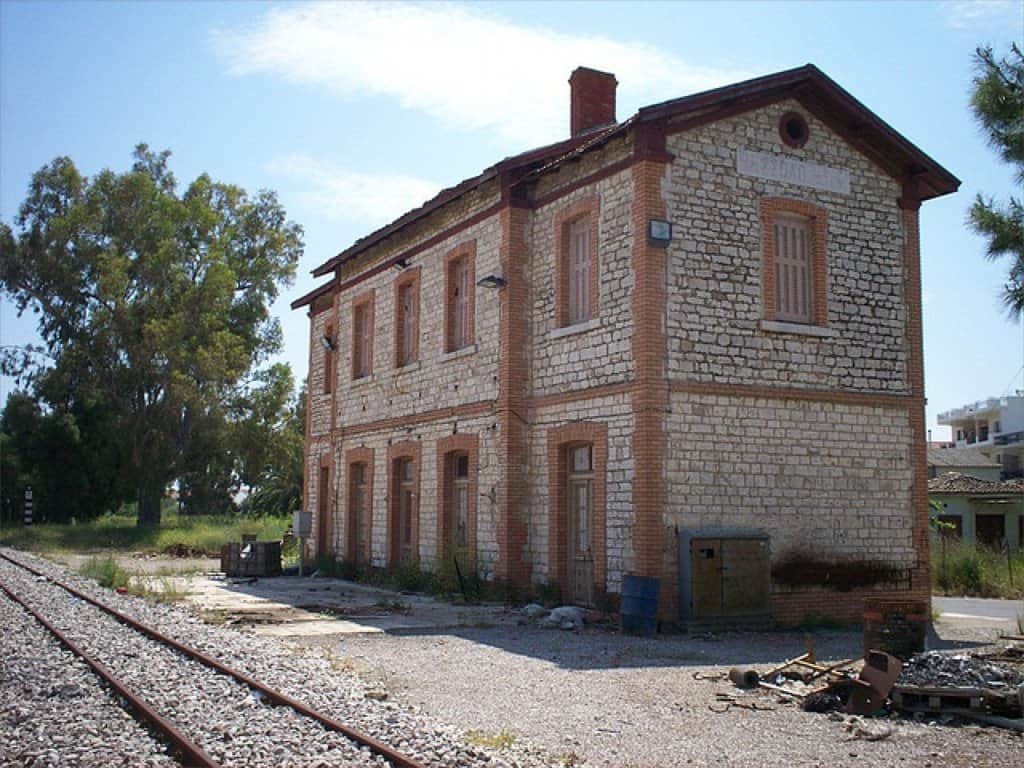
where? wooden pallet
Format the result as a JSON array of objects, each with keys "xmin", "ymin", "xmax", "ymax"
[{"xmin": 891, "ymin": 685, "xmax": 984, "ymax": 713}]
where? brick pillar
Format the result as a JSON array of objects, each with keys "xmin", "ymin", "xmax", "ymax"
[
  {"xmin": 630, "ymin": 132, "xmax": 672, "ymax": 616},
  {"xmin": 899, "ymin": 182, "xmax": 931, "ymax": 609},
  {"xmin": 496, "ymin": 200, "xmax": 531, "ymax": 586}
]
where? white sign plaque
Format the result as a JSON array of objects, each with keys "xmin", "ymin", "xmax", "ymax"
[{"xmin": 736, "ymin": 149, "xmax": 850, "ymax": 195}]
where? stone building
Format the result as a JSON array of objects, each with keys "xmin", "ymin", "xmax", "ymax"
[{"xmin": 292, "ymin": 65, "xmax": 958, "ymax": 628}]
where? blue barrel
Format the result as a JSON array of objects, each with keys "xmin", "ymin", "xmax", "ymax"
[{"xmin": 621, "ymin": 575, "xmax": 660, "ymax": 635}]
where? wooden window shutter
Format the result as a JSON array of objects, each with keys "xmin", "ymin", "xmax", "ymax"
[
  {"xmin": 774, "ymin": 216, "xmax": 812, "ymax": 323},
  {"xmin": 568, "ymin": 218, "xmax": 590, "ymax": 325}
]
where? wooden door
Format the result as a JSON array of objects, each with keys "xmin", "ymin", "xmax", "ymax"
[
  {"xmin": 397, "ymin": 459, "xmax": 415, "ymax": 563},
  {"xmin": 348, "ymin": 464, "xmax": 368, "ymax": 567},
  {"xmin": 568, "ymin": 445, "xmax": 594, "ymax": 606},
  {"xmin": 317, "ymin": 466, "xmax": 331, "ymax": 557},
  {"xmin": 691, "ymin": 538, "xmax": 723, "ymax": 618},
  {"xmin": 720, "ymin": 539, "xmax": 770, "ymax": 615}
]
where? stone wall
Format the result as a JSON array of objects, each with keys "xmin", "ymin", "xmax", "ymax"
[
  {"xmin": 662, "ymin": 99, "xmax": 909, "ymax": 393},
  {"xmin": 665, "ymin": 390, "xmax": 916, "ymax": 565},
  {"xmin": 528, "ymin": 169, "xmax": 635, "ymax": 398}
]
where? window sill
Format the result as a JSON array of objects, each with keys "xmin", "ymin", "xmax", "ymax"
[
  {"xmin": 350, "ymin": 373, "xmax": 376, "ymax": 388},
  {"xmin": 440, "ymin": 344, "xmax": 477, "ymax": 362},
  {"xmin": 759, "ymin": 320, "xmax": 837, "ymax": 338},
  {"xmin": 395, "ymin": 360, "xmax": 421, "ymax": 374},
  {"xmin": 550, "ymin": 317, "xmax": 602, "ymax": 340}
]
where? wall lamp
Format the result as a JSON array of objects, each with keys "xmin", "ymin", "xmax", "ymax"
[
  {"xmin": 476, "ymin": 274, "xmax": 507, "ymax": 289},
  {"xmin": 392, "ymin": 258, "xmax": 409, "ymax": 271},
  {"xmin": 320, "ymin": 334, "xmax": 336, "ymax": 352}
]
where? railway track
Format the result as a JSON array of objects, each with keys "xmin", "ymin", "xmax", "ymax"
[{"xmin": 0, "ymin": 551, "xmax": 426, "ymax": 768}]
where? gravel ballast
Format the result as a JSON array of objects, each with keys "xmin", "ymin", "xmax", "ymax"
[{"xmin": 0, "ymin": 550, "xmax": 553, "ymax": 768}]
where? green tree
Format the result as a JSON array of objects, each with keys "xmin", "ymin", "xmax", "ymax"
[
  {"xmin": 244, "ymin": 384, "xmax": 305, "ymax": 518},
  {"xmin": 968, "ymin": 44, "xmax": 1024, "ymax": 313},
  {"xmin": 0, "ymin": 145, "xmax": 303, "ymax": 526}
]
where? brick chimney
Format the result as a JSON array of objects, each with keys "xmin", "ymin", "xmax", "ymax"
[{"xmin": 570, "ymin": 67, "xmax": 617, "ymax": 137}]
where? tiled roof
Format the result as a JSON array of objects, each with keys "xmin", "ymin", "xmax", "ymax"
[
  {"xmin": 926, "ymin": 446, "xmax": 1000, "ymax": 468},
  {"xmin": 928, "ymin": 472, "xmax": 1024, "ymax": 495}
]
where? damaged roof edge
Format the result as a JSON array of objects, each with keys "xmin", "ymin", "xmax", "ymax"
[
  {"xmin": 309, "ymin": 63, "xmax": 960, "ymax": 280},
  {"xmin": 290, "ymin": 280, "xmax": 335, "ymax": 311}
]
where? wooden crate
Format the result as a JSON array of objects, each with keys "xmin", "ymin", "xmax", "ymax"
[{"xmin": 220, "ymin": 541, "xmax": 282, "ymax": 577}]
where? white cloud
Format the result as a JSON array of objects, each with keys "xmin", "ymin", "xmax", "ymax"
[
  {"xmin": 268, "ymin": 153, "xmax": 440, "ymax": 225},
  {"xmin": 940, "ymin": 0, "xmax": 1019, "ymax": 29},
  {"xmin": 215, "ymin": 1, "xmax": 750, "ymax": 147}
]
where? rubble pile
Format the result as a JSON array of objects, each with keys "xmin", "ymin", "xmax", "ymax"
[{"xmin": 898, "ymin": 651, "xmax": 1024, "ymax": 690}]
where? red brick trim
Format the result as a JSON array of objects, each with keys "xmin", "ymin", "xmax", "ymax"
[
  {"xmin": 436, "ymin": 433, "xmax": 479, "ymax": 561},
  {"xmin": 340, "ymin": 401, "xmax": 492, "ymax": 438},
  {"xmin": 760, "ymin": 197, "xmax": 828, "ymax": 326},
  {"xmin": 444, "ymin": 241, "xmax": 476, "ymax": 352},
  {"xmin": 554, "ymin": 196, "xmax": 600, "ymax": 328},
  {"xmin": 386, "ymin": 441, "xmax": 421, "ymax": 567},
  {"xmin": 630, "ymin": 160, "xmax": 669, "ymax": 611},
  {"xmin": 351, "ymin": 289, "xmax": 375, "ymax": 379},
  {"xmin": 528, "ymin": 382, "xmax": 636, "ymax": 410},
  {"xmin": 668, "ymin": 380, "xmax": 914, "ymax": 408},
  {"xmin": 344, "ymin": 447, "xmax": 374, "ymax": 566},
  {"xmin": 901, "ymin": 197, "xmax": 931, "ymax": 609},
  {"xmin": 393, "ymin": 266, "xmax": 421, "ymax": 368},
  {"xmin": 495, "ymin": 204, "xmax": 531, "ymax": 585},
  {"xmin": 547, "ymin": 422, "xmax": 608, "ymax": 601}
]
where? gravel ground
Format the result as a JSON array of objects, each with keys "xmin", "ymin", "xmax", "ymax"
[
  {"xmin": 0, "ymin": 550, "xmax": 553, "ymax": 768},
  {"xmin": 296, "ymin": 621, "xmax": 1024, "ymax": 768}
]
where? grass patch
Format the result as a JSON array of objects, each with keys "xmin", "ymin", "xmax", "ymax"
[
  {"xmin": 78, "ymin": 556, "xmax": 189, "ymax": 604},
  {"xmin": 80, "ymin": 555, "xmax": 132, "ymax": 590},
  {"xmin": 932, "ymin": 540, "xmax": 1024, "ymax": 599},
  {"xmin": 464, "ymin": 729, "xmax": 517, "ymax": 750},
  {"xmin": 2, "ymin": 506, "xmax": 290, "ymax": 556}
]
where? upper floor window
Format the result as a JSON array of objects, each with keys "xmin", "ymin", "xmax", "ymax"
[
  {"xmin": 567, "ymin": 218, "xmax": 592, "ymax": 325},
  {"xmin": 445, "ymin": 244, "xmax": 475, "ymax": 352},
  {"xmin": 322, "ymin": 324, "xmax": 335, "ymax": 395},
  {"xmin": 760, "ymin": 198, "xmax": 828, "ymax": 327},
  {"xmin": 555, "ymin": 197, "xmax": 599, "ymax": 329},
  {"xmin": 394, "ymin": 269, "xmax": 420, "ymax": 368},
  {"xmin": 773, "ymin": 215, "xmax": 813, "ymax": 324},
  {"xmin": 352, "ymin": 292, "xmax": 374, "ymax": 379}
]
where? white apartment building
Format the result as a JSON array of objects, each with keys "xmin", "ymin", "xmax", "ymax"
[{"xmin": 938, "ymin": 394, "xmax": 1024, "ymax": 478}]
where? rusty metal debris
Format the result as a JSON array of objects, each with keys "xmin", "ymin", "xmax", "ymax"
[{"xmin": 725, "ymin": 644, "xmax": 1024, "ymax": 731}]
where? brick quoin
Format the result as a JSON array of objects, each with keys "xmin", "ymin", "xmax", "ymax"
[
  {"xmin": 496, "ymin": 199, "xmax": 530, "ymax": 586},
  {"xmin": 630, "ymin": 128, "xmax": 672, "ymax": 617}
]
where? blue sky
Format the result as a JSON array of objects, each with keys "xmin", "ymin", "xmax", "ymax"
[{"xmin": 1, "ymin": 0, "xmax": 1022, "ymax": 439}]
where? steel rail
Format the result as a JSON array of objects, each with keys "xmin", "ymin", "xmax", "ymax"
[
  {"xmin": 0, "ymin": 579, "xmax": 221, "ymax": 768},
  {"xmin": 0, "ymin": 552, "xmax": 426, "ymax": 768}
]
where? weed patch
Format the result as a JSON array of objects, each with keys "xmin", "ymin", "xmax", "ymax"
[
  {"xmin": 932, "ymin": 540, "xmax": 1024, "ymax": 599},
  {"xmin": 464, "ymin": 729, "xmax": 517, "ymax": 750}
]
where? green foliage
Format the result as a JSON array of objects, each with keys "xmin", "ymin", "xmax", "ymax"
[
  {"xmin": 0, "ymin": 145, "xmax": 304, "ymax": 526},
  {"xmin": 932, "ymin": 540, "xmax": 1024, "ymax": 599},
  {"xmin": 0, "ymin": 390, "xmax": 129, "ymax": 525},
  {"xmin": 80, "ymin": 555, "xmax": 132, "ymax": 590},
  {"xmin": 1, "ymin": 507, "xmax": 290, "ymax": 555},
  {"xmin": 967, "ymin": 44, "xmax": 1024, "ymax": 314}
]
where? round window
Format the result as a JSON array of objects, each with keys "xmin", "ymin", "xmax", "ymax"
[{"xmin": 779, "ymin": 112, "xmax": 809, "ymax": 149}]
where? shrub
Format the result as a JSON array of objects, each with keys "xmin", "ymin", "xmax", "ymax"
[{"xmin": 79, "ymin": 555, "xmax": 132, "ymax": 590}]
